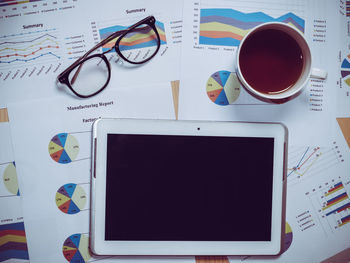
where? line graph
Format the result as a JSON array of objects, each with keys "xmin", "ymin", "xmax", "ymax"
[
  {"xmin": 0, "ymin": 28, "xmax": 67, "ymax": 81},
  {"xmin": 0, "ymin": 31, "xmax": 61, "ymax": 68},
  {"xmin": 287, "ymin": 142, "xmax": 344, "ymax": 185},
  {"xmin": 0, "ymin": 33, "xmax": 58, "ymax": 46}
]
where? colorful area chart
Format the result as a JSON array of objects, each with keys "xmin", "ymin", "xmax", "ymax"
[
  {"xmin": 199, "ymin": 9, "xmax": 305, "ymax": 46},
  {"xmin": 206, "ymin": 70, "xmax": 240, "ymax": 105},
  {"xmin": 0, "ymin": 222, "xmax": 29, "ymax": 261},
  {"xmin": 99, "ymin": 21, "xmax": 166, "ymax": 53},
  {"xmin": 55, "ymin": 183, "xmax": 87, "ymax": 214},
  {"xmin": 62, "ymin": 233, "xmax": 91, "ymax": 263},
  {"xmin": 2, "ymin": 162, "xmax": 19, "ymax": 196},
  {"xmin": 48, "ymin": 133, "xmax": 79, "ymax": 164},
  {"xmin": 341, "ymin": 54, "xmax": 350, "ymax": 87}
]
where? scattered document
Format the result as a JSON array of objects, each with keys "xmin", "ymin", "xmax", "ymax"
[
  {"xmin": 0, "ymin": 123, "xmax": 30, "ymax": 262},
  {"xmin": 178, "ymin": 0, "xmax": 339, "ymax": 145},
  {"xmin": 7, "ymin": 82, "xmax": 182, "ymax": 263},
  {"xmin": 0, "ymin": 0, "xmax": 183, "ymax": 105}
]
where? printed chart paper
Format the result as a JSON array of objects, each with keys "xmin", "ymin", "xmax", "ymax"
[
  {"xmin": 228, "ymin": 119, "xmax": 350, "ymax": 262},
  {"xmin": 0, "ymin": 123, "xmax": 30, "ymax": 262},
  {"xmin": 337, "ymin": 0, "xmax": 350, "ymax": 117},
  {"xmin": 178, "ymin": 0, "xmax": 339, "ymax": 145},
  {"xmin": 0, "ymin": 0, "xmax": 183, "ymax": 105},
  {"xmin": 6, "ymin": 82, "xmax": 191, "ymax": 263}
]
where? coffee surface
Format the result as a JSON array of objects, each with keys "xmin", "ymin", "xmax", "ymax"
[{"xmin": 239, "ymin": 29, "xmax": 304, "ymax": 94}]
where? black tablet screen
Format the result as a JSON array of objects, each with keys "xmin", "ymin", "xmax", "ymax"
[{"xmin": 105, "ymin": 134, "xmax": 274, "ymax": 241}]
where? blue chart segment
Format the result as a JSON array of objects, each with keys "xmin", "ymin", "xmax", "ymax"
[
  {"xmin": 341, "ymin": 54, "xmax": 350, "ymax": 87},
  {"xmin": 0, "ymin": 222, "xmax": 29, "ymax": 261},
  {"xmin": 62, "ymin": 233, "xmax": 91, "ymax": 263},
  {"xmin": 199, "ymin": 8, "xmax": 305, "ymax": 46},
  {"xmin": 48, "ymin": 133, "xmax": 80, "ymax": 164},
  {"xmin": 206, "ymin": 70, "xmax": 240, "ymax": 105},
  {"xmin": 0, "ymin": 29, "xmax": 61, "ymax": 68},
  {"xmin": 307, "ymin": 177, "xmax": 350, "ymax": 234},
  {"xmin": 55, "ymin": 183, "xmax": 87, "ymax": 214},
  {"xmin": 98, "ymin": 21, "xmax": 167, "ymax": 53}
]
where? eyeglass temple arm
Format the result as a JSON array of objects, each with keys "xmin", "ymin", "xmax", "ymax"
[{"xmin": 69, "ymin": 30, "xmax": 127, "ymax": 85}]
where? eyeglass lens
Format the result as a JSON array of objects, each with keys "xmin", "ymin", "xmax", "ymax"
[
  {"xmin": 118, "ymin": 23, "xmax": 160, "ymax": 63},
  {"xmin": 64, "ymin": 19, "xmax": 165, "ymax": 97},
  {"xmin": 68, "ymin": 56, "xmax": 109, "ymax": 97}
]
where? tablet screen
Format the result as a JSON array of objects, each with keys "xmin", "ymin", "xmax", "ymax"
[{"xmin": 105, "ymin": 134, "xmax": 274, "ymax": 242}]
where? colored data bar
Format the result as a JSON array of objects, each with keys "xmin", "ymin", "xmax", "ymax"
[
  {"xmin": 339, "ymin": 214, "xmax": 350, "ymax": 227},
  {"xmin": 322, "ymin": 192, "xmax": 349, "ymax": 210},
  {"xmin": 0, "ymin": 0, "xmax": 42, "ymax": 7},
  {"xmin": 325, "ymin": 182, "xmax": 344, "ymax": 196},
  {"xmin": 325, "ymin": 202, "xmax": 350, "ymax": 216},
  {"xmin": 347, "ymin": 1, "xmax": 350, "ymax": 17}
]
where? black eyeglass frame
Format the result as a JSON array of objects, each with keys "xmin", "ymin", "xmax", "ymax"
[{"xmin": 57, "ymin": 16, "xmax": 161, "ymax": 98}]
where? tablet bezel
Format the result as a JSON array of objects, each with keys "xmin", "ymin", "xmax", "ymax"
[{"xmin": 90, "ymin": 118, "xmax": 287, "ymax": 256}]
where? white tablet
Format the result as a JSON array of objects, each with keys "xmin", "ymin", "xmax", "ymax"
[{"xmin": 90, "ymin": 119, "xmax": 288, "ymax": 256}]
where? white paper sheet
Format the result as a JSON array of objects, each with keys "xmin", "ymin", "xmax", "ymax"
[
  {"xmin": 6, "ymin": 82, "xmax": 194, "ymax": 263},
  {"xmin": 178, "ymin": 0, "xmax": 339, "ymax": 145},
  {"xmin": 227, "ymin": 119, "xmax": 350, "ymax": 262},
  {"xmin": 337, "ymin": 1, "xmax": 350, "ymax": 117},
  {"xmin": 0, "ymin": 0, "xmax": 183, "ymax": 105},
  {"xmin": 0, "ymin": 122, "xmax": 30, "ymax": 262}
]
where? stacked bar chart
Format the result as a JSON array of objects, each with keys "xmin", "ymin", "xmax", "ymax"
[
  {"xmin": 323, "ymin": 183, "xmax": 350, "ymax": 220},
  {"xmin": 0, "ymin": 222, "xmax": 29, "ymax": 261},
  {"xmin": 199, "ymin": 8, "xmax": 304, "ymax": 47},
  {"xmin": 308, "ymin": 178, "xmax": 350, "ymax": 233}
]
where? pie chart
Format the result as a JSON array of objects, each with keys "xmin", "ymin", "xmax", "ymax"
[
  {"xmin": 206, "ymin": 70, "xmax": 241, "ymax": 105},
  {"xmin": 284, "ymin": 222, "xmax": 293, "ymax": 253},
  {"xmin": 62, "ymin": 233, "xmax": 91, "ymax": 263},
  {"xmin": 49, "ymin": 133, "xmax": 79, "ymax": 164},
  {"xmin": 55, "ymin": 183, "xmax": 87, "ymax": 214},
  {"xmin": 3, "ymin": 162, "xmax": 20, "ymax": 196},
  {"xmin": 341, "ymin": 54, "xmax": 350, "ymax": 87}
]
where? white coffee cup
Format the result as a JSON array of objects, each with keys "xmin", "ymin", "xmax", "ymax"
[{"xmin": 235, "ymin": 22, "xmax": 327, "ymax": 101}]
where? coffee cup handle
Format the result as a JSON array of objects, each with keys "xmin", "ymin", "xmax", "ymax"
[{"xmin": 310, "ymin": 68, "xmax": 327, "ymax": 80}]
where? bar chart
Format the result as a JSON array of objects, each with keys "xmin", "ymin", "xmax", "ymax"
[{"xmin": 307, "ymin": 177, "xmax": 350, "ymax": 234}]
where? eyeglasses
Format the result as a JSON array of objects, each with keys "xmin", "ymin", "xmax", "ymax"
[{"xmin": 57, "ymin": 16, "xmax": 161, "ymax": 98}]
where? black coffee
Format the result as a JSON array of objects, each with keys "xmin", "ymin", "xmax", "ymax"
[{"xmin": 239, "ymin": 29, "xmax": 304, "ymax": 94}]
